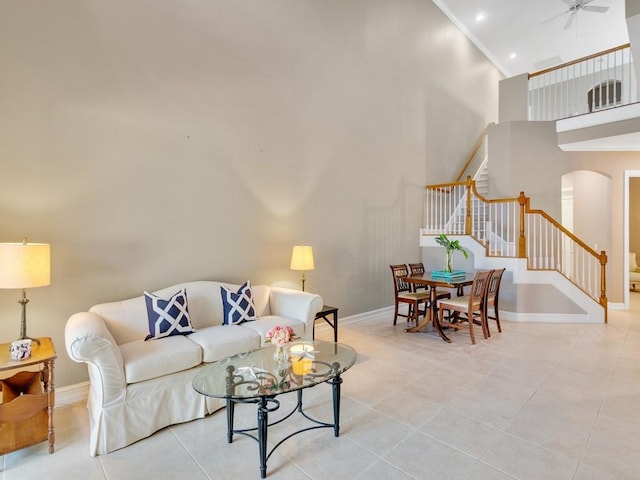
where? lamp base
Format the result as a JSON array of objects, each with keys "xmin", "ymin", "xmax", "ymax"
[{"xmin": 17, "ymin": 290, "xmax": 40, "ymax": 346}]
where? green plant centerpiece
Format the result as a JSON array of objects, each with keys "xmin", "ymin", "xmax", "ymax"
[{"xmin": 435, "ymin": 234, "xmax": 469, "ymax": 273}]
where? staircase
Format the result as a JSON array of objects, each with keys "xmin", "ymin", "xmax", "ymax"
[
  {"xmin": 422, "ymin": 177, "xmax": 608, "ymax": 324},
  {"xmin": 474, "ymin": 158, "xmax": 489, "ymax": 196},
  {"xmin": 438, "ymin": 16, "xmax": 640, "ymax": 322}
]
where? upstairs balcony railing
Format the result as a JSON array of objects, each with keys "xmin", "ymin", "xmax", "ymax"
[
  {"xmin": 528, "ymin": 43, "xmax": 636, "ymax": 121},
  {"xmin": 424, "ymin": 177, "xmax": 608, "ymax": 320}
]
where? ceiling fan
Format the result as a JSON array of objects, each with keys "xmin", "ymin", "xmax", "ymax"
[{"xmin": 543, "ymin": 0, "xmax": 610, "ymax": 31}]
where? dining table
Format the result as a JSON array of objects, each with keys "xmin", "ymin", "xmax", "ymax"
[{"xmin": 400, "ymin": 272, "xmax": 475, "ymax": 343}]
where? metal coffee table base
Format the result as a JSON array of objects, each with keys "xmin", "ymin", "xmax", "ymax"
[{"xmin": 226, "ymin": 373, "xmax": 343, "ymax": 479}]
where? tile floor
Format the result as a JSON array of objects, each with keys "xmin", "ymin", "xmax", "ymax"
[{"xmin": 3, "ymin": 296, "xmax": 640, "ymax": 480}]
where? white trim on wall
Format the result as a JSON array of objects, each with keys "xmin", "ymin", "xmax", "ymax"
[{"xmin": 56, "ymin": 381, "xmax": 89, "ymax": 406}]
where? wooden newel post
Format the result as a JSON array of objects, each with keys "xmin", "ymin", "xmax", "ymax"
[
  {"xmin": 517, "ymin": 192, "xmax": 528, "ymax": 258},
  {"xmin": 465, "ymin": 176, "xmax": 473, "ymax": 235},
  {"xmin": 599, "ymin": 250, "xmax": 608, "ymax": 323}
]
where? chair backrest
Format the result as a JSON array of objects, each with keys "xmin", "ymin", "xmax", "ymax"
[
  {"xmin": 408, "ymin": 263, "xmax": 425, "ymax": 275},
  {"xmin": 486, "ymin": 268, "xmax": 505, "ymax": 304},
  {"xmin": 468, "ymin": 270, "xmax": 492, "ymax": 310},
  {"xmin": 390, "ymin": 264, "xmax": 411, "ymax": 295},
  {"xmin": 631, "ymin": 252, "xmax": 638, "ymax": 271}
]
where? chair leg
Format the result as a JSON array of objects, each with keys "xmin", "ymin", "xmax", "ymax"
[
  {"xmin": 484, "ymin": 305, "xmax": 502, "ymax": 335},
  {"xmin": 481, "ymin": 311, "xmax": 489, "ymax": 339},
  {"xmin": 411, "ymin": 302, "xmax": 420, "ymax": 325},
  {"xmin": 468, "ymin": 312, "xmax": 476, "ymax": 344},
  {"xmin": 481, "ymin": 306, "xmax": 490, "ymax": 339},
  {"xmin": 393, "ymin": 302, "xmax": 399, "ymax": 325},
  {"xmin": 494, "ymin": 305, "xmax": 502, "ymax": 333}
]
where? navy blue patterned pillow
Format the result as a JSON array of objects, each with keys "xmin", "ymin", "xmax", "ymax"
[
  {"xmin": 221, "ymin": 281, "xmax": 257, "ymax": 325},
  {"xmin": 144, "ymin": 289, "xmax": 195, "ymax": 340}
]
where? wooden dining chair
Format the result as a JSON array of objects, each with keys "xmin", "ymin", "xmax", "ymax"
[
  {"xmin": 436, "ymin": 270, "xmax": 492, "ymax": 344},
  {"xmin": 390, "ymin": 264, "xmax": 430, "ymax": 326},
  {"xmin": 408, "ymin": 263, "xmax": 428, "ymax": 292},
  {"xmin": 484, "ymin": 268, "xmax": 505, "ymax": 337},
  {"xmin": 407, "ymin": 262, "xmax": 453, "ymax": 302}
]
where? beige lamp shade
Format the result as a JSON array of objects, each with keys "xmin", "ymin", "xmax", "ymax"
[
  {"xmin": 0, "ymin": 242, "xmax": 51, "ymax": 289},
  {"xmin": 290, "ymin": 245, "xmax": 314, "ymax": 271},
  {"xmin": 290, "ymin": 245, "xmax": 314, "ymax": 292}
]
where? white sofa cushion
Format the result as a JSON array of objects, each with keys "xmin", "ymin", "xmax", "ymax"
[
  {"xmin": 187, "ymin": 325, "xmax": 261, "ymax": 363},
  {"xmin": 241, "ymin": 315, "xmax": 307, "ymax": 346},
  {"xmin": 119, "ymin": 336, "xmax": 202, "ymax": 384}
]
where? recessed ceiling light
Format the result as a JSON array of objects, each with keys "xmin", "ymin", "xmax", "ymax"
[
  {"xmin": 476, "ymin": 12, "xmax": 486, "ymax": 22},
  {"xmin": 510, "ymin": 53, "xmax": 517, "ymax": 59}
]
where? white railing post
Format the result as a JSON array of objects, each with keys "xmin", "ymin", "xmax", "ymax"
[{"xmin": 528, "ymin": 44, "xmax": 634, "ymax": 121}]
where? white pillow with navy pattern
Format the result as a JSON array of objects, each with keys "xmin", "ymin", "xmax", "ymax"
[
  {"xmin": 221, "ymin": 281, "xmax": 258, "ymax": 325},
  {"xmin": 144, "ymin": 289, "xmax": 195, "ymax": 340}
]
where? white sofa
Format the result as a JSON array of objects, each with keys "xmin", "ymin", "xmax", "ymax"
[{"xmin": 65, "ymin": 280, "xmax": 323, "ymax": 456}]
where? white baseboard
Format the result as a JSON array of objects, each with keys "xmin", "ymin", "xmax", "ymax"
[
  {"xmin": 56, "ymin": 381, "xmax": 89, "ymax": 405},
  {"xmin": 313, "ymin": 306, "xmax": 393, "ymax": 332},
  {"xmin": 499, "ymin": 311, "xmax": 601, "ymax": 323}
]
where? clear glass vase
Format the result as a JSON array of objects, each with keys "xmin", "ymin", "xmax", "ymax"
[
  {"xmin": 273, "ymin": 344, "xmax": 289, "ymax": 365},
  {"xmin": 445, "ymin": 250, "xmax": 453, "ymax": 273}
]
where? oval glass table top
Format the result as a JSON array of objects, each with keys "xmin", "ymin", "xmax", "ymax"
[{"xmin": 192, "ymin": 340, "xmax": 357, "ymax": 399}]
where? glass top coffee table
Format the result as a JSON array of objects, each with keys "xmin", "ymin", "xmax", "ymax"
[{"xmin": 192, "ymin": 340, "xmax": 357, "ymax": 479}]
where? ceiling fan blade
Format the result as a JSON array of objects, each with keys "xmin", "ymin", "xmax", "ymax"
[
  {"xmin": 561, "ymin": 0, "xmax": 576, "ymax": 6},
  {"xmin": 564, "ymin": 12, "xmax": 576, "ymax": 30},
  {"xmin": 583, "ymin": 5, "xmax": 610, "ymax": 13},
  {"xmin": 543, "ymin": 8, "xmax": 571, "ymax": 24}
]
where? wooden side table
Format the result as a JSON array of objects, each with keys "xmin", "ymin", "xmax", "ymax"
[
  {"xmin": 314, "ymin": 305, "xmax": 339, "ymax": 342},
  {"xmin": 0, "ymin": 337, "xmax": 56, "ymax": 454}
]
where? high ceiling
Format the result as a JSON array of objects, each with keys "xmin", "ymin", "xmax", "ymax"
[{"xmin": 433, "ymin": 0, "xmax": 630, "ymax": 78}]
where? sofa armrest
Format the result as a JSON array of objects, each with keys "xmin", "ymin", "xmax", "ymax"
[
  {"xmin": 268, "ymin": 287, "xmax": 323, "ymax": 341},
  {"xmin": 65, "ymin": 312, "xmax": 126, "ymax": 407}
]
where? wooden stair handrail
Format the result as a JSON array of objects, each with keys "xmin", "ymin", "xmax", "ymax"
[
  {"xmin": 424, "ymin": 178, "xmax": 608, "ymax": 322},
  {"xmin": 529, "ymin": 43, "xmax": 631, "ymax": 79},
  {"xmin": 452, "ymin": 123, "xmax": 493, "ymax": 184},
  {"xmin": 524, "ymin": 208, "xmax": 601, "ymax": 258},
  {"xmin": 518, "ymin": 191, "xmax": 608, "ymax": 320}
]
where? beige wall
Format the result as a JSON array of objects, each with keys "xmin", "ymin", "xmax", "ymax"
[
  {"xmin": 628, "ymin": 0, "xmax": 640, "ymax": 17},
  {"xmin": 0, "ymin": 1, "xmax": 501, "ymax": 387},
  {"xmin": 498, "ymin": 74, "xmax": 528, "ymax": 123},
  {"xmin": 488, "ymin": 121, "xmax": 566, "ymax": 218},
  {"xmin": 565, "ymin": 170, "xmax": 612, "ymax": 256},
  {"xmin": 515, "ymin": 284, "xmax": 584, "ymax": 314},
  {"xmin": 566, "ymin": 152, "xmax": 640, "ymax": 301}
]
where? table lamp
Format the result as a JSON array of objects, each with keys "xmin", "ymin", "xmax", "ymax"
[
  {"xmin": 290, "ymin": 245, "xmax": 314, "ymax": 292},
  {"xmin": 0, "ymin": 239, "xmax": 51, "ymax": 344}
]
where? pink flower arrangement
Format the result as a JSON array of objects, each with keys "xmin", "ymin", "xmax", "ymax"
[{"xmin": 266, "ymin": 325, "xmax": 295, "ymax": 347}]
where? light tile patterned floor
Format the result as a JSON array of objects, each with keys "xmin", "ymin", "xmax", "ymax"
[{"xmin": 3, "ymin": 295, "xmax": 640, "ymax": 480}]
